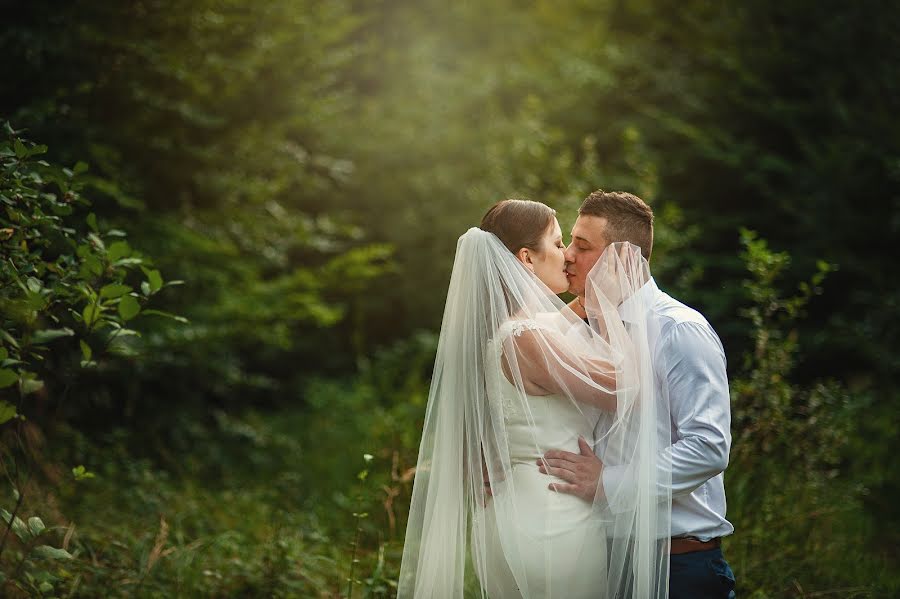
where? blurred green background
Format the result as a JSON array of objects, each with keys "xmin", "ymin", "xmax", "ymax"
[{"xmin": 1, "ymin": 0, "xmax": 898, "ymax": 596}]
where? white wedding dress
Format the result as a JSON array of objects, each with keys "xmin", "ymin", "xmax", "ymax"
[{"xmin": 472, "ymin": 319, "xmax": 608, "ymax": 599}]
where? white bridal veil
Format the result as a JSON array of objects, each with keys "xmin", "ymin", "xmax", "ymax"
[{"xmin": 398, "ymin": 228, "xmax": 671, "ymax": 598}]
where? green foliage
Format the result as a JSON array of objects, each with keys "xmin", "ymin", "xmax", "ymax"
[
  {"xmin": 0, "ymin": 125, "xmax": 180, "ymax": 417},
  {"xmin": 0, "ymin": 126, "xmax": 186, "ymax": 595},
  {"xmin": 0, "ymin": 331, "xmax": 433, "ymax": 597},
  {"xmin": 0, "ymin": 495, "xmax": 74, "ymax": 597},
  {"xmin": 0, "ymin": 407, "xmax": 402, "ymax": 598},
  {"xmin": 1, "ymin": 0, "xmax": 396, "ymax": 422},
  {"xmin": 727, "ymin": 232, "xmax": 888, "ymax": 595}
]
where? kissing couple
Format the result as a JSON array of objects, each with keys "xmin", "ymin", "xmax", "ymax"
[{"xmin": 398, "ymin": 190, "xmax": 736, "ymax": 598}]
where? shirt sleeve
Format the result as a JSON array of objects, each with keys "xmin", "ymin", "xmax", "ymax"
[{"xmin": 602, "ymin": 320, "xmax": 731, "ymax": 509}]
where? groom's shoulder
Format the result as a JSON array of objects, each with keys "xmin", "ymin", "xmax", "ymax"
[
  {"xmin": 654, "ymin": 289, "xmax": 713, "ymax": 330},
  {"xmin": 654, "ymin": 293, "xmax": 725, "ymax": 363}
]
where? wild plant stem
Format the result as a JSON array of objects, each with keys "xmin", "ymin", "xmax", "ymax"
[{"xmin": 347, "ymin": 515, "xmax": 363, "ymax": 599}]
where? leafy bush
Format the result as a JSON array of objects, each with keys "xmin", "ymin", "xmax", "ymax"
[
  {"xmin": 0, "ymin": 125, "xmax": 184, "ymax": 596},
  {"xmin": 726, "ymin": 231, "xmax": 889, "ymax": 596}
]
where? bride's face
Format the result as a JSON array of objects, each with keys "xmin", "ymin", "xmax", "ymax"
[{"xmin": 517, "ymin": 218, "xmax": 568, "ymax": 294}]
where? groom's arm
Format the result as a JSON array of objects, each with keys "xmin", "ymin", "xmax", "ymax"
[
  {"xmin": 602, "ymin": 321, "xmax": 730, "ymax": 508},
  {"xmin": 658, "ymin": 321, "xmax": 730, "ymax": 495}
]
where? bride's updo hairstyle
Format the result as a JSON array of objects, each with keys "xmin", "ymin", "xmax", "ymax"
[{"xmin": 479, "ymin": 199, "xmax": 556, "ymax": 256}]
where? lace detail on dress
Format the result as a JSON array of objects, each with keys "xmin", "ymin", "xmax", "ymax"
[
  {"xmin": 485, "ymin": 319, "xmax": 546, "ymax": 420},
  {"xmin": 503, "ymin": 319, "xmax": 546, "ymax": 339}
]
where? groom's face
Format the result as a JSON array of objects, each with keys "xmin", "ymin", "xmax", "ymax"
[{"xmin": 564, "ymin": 215, "xmax": 609, "ymax": 298}]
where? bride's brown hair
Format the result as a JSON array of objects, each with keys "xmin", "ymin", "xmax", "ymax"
[{"xmin": 480, "ymin": 199, "xmax": 556, "ymax": 255}]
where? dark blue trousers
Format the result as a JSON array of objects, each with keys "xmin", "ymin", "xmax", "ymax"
[{"xmin": 669, "ymin": 547, "xmax": 736, "ymax": 599}]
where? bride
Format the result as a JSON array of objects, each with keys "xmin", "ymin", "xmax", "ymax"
[{"xmin": 398, "ymin": 199, "xmax": 671, "ymax": 598}]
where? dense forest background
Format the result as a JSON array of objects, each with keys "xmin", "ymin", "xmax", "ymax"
[{"xmin": 1, "ymin": 0, "xmax": 898, "ymax": 596}]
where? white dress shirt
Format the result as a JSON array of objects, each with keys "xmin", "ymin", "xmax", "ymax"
[{"xmin": 601, "ymin": 277, "xmax": 734, "ymax": 541}]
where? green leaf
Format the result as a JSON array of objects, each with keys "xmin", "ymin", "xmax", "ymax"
[
  {"xmin": 73, "ymin": 161, "xmax": 89, "ymax": 175},
  {"xmin": 72, "ymin": 465, "xmax": 95, "ymax": 481},
  {"xmin": 82, "ymin": 255, "xmax": 103, "ymax": 277},
  {"xmin": 118, "ymin": 295, "xmax": 140, "ymax": 320},
  {"xmin": 143, "ymin": 268, "xmax": 163, "ymax": 293},
  {"xmin": 87, "ymin": 232, "xmax": 106, "ymax": 251},
  {"xmin": 100, "ymin": 283, "xmax": 132, "ymax": 299},
  {"xmin": 0, "ymin": 331, "xmax": 18, "ymax": 349},
  {"xmin": 39, "ymin": 581, "xmax": 53, "ymax": 593},
  {"xmin": 0, "ymin": 369, "xmax": 17, "ymax": 388},
  {"xmin": 80, "ymin": 340, "xmax": 92, "ymax": 362},
  {"xmin": 31, "ymin": 328, "xmax": 75, "ymax": 345},
  {"xmin": 82, "ymin": 302, "xmax": 101, "ymax": 327},
  {"xmin": 14, "ymin": 138, "xmax": 27, "ymax": 158},
  {"xmin": 0, "ymin": 348, "xmax": 7, "ymax": 361},
  {"xmin": 28, "ymin": 516, "xmax": 45, "ymax": 537},
  {"xmin": 86, "ymin": 212, "xmax": 98, "ymax": 232},
  {"xmin": 1, "ymin": 509, "xmax": 30, "ymax": 541},
  {"xmin": 0, "ymin": 401, "xmax": 16, "ymax": 424},
  {"xmin": 141, "ymin": 281, "xmax": 151, "ymax": 296},
  {"xmin": 107, "ymin": 241, "xmax": 131, "ymax": 262},
  {"xmin": 112, "ymin": 257, "xmax": 143, "ymax": 267},
  {"xmin": 142, "ymin": 309, "xmax": 189, "ymax": 324},
  {"xmin": 32, "ymin": 545, "xmax": 73, "ymax": 560}
]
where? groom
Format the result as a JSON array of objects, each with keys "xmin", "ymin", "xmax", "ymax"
[{"xmin": 540, "ymin": 190, "xmax": 736, "ymax": 598}]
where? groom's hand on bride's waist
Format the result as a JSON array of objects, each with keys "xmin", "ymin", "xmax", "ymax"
[{"xmin": 537, "ymin": 436, "xmax": 605, "ymax": 503}]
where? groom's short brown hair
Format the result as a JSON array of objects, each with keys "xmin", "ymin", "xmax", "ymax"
[{"xmin": 579, "ymin": 190, "xmax": 654, "ymax": 260}]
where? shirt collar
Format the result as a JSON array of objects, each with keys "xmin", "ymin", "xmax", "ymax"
[{"xmin": 618, "ymin": 276, "xmax": 659, "ymax": 323}]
